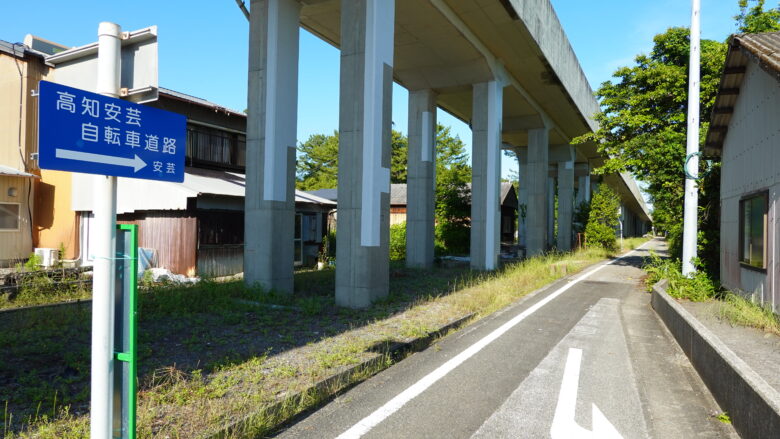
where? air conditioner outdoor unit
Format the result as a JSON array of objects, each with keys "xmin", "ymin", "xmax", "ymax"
[{"xmin": 34, "ymin": 248, "xmax": 59, "ymax": 268}]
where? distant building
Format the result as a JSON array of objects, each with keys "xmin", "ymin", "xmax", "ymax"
[
  {"xmin": 0, "ymin": 35, "xmax": 334, "ymax": 275},
  {"xmin": 310, "ymin": 182, "xmax": 519, "ymax": 243},
  {"xmin": 67, "ymin": 89, "xmax": 335, "ymax": 276},
  {"xmin": 705, "ymin": 32, "xmax": 780, "ymax": 312}
]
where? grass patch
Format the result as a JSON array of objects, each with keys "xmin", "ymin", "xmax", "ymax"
[
  {"xmin": 715, "ymin": 411, "xmax": 732, "ymax": 424},
  {"xmin": 0, "ymin": 269, "xmax": 91, "ymax": 311},
  {"xmin": 717, "ymin": 292, "xmax": 780, "ymax": 336},
  {"xmin": 2, "ymin": 239, "xmax": 649, "ymax": 438}
]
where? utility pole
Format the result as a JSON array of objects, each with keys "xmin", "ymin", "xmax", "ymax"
[
  {"xmin": 682, "ymin": 0, "xmax": 701, "ymax": 277},
  {"xmin": 91, "ymin": 21, "xmax": 121, "ymax": 439}
]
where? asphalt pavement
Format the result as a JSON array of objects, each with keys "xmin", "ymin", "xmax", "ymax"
[{"xmin": 275, "ymin": 240, "xmax": 738, "ymax": 439}]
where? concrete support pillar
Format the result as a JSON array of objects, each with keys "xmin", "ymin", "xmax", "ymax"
[
  {"xmin": 470, "ymin": 81, "xmax": 503, "ymax": 270},
  {"xmin": 557, "ymin": 161, "xmax": 574, "ymax": 251},
  {"xmin": 245, "ymin": 0, "xmax": 300, "ymax": 293},
  {"xmin": 547, "ymin": 177, "xmax": 555, "ymax": 247},
  {"xmin": 336, "ymin": 0, "xmax": 395, "ymax": 308},
  {"xmin": 517, "ymin": 151, "xmax": 528, "ymax": 248},
  {"xmin": 576, "ymin": 175, "xmax": 590, "ymax": 206},
  {"xmin": 406, "ymin": 89, "xmax": 437, "ymax": 268},
  {"xmin": 526, "ymin": 128, "xmax": 549, "ymax": 256},
  {"xmin": 584, "ymin": 175, "xmax": 591, "ymax": 202}
]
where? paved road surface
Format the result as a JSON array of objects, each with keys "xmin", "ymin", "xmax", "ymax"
[{"xmin": 276, "ymin": 240, "xmax": 737, "ymax": 438}]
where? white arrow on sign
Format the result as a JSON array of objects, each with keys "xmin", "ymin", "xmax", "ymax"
[
  {"xmin": 550, "ymin": 348, "xmax": 623, "ymax": 439},
  {"xmin": 55, "ymin": 148, "xmax": 147, "ymax": 172}
]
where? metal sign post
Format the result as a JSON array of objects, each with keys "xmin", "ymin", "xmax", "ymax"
[
  {"xmin": 92, "ymin": 22, "xmax": 122, "ymax": 439},
  {"xmin": 37, "ymin": 22, "xmax": 184, "ymax": 439}
]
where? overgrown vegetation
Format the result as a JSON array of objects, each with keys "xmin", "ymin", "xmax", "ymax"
[
  {"xmin": 389, "ymin": 222, "xmax": 406, "ymax": 261},
  {"xmin": 1, "ymin": 240, "xmax": 648, "ymax": 438},
  {"xmin": 0, "ymin": 254, "xmax": 91, "ymax": 310},
  {"xmin": 584, "ymin": 184, "xmax": 621, "ymax": 251},
  {"xmin": 644, "ymin": 253, "xmax": 717, "ymax": 302},
  {"xmin": 644, "ymin": 253, "xmax": 780, "ymax": 335}
]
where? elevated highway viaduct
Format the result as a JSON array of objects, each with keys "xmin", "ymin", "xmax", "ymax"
[{"xmin": 243, "ymin": 0, "xmax": 652, "ymax": 308}]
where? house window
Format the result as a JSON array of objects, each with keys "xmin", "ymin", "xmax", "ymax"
[
  {"xmin": 294, "ymin": 213, "xmax": 303, "ymax": 266},
  {"xmin": 185, "ymin": 124, "xmax": 246, "ymax": 170},
  {"xmin": 740, "ymin": 192, "xmax": 768, "ymax": 269},
  {"xmin": 0, "ymin": 203, "xmax": 20, "ymax": 231}
]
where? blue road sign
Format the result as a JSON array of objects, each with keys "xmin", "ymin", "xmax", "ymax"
[{"xmin": 38, "ymin": 80, "xmax": 186, "ymax": 182}]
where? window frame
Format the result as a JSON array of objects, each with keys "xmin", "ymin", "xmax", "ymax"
[
  {"xmin": 738, "ymin": 190, "xmax": 769, "ymax": 272},
  {"xmin": 0, "ymin": 202, "xmax": 21, "ymax": 232}
]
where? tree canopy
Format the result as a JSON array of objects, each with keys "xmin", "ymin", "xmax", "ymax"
[
  {"xmin": 295, "ymin": 129, "xmax": 409, "ymax": 190},
  {"xmin": 296, "ymin": 125, "xmax": 471, "ymax": 188},
  {"xmin": 736, "ymin": 0, "xmax": 780, "ymax": 33},
  {"xmin": 577, "ymin": 1, "xmax": 780, "ymax": 271},
  {"xmin": 576, "ymin": 27, "xmax": 727, "ymax": 250},
  {"xmin": 296, "ymin": 131, "xmax": 340, "ymax": 191}
]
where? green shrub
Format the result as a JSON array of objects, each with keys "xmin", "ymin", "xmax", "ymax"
[
  {"xmin": 389, "ymin": 222, "xmax": 406, "ymax": 261},
  {"xmin": 585, "ymin": 183, "xmax": 620, "ymax": 250},
  {"xmin": 573, "ymin": 200, "xmax": 591, "ymax": 234},
  {"xmin": 644, "ymin": 253, "xmax": 716, "ymax": 302},
  {"xmin": 434, "ymin": 221, "xmax": 470, "ymax": 256},
  {"xmin": 23, "ymin": 253, "xmax": 43, "ymax": 271},
  {"xmin": 319, "ymin": 230, "xmax": 336, "ymax": 264}
]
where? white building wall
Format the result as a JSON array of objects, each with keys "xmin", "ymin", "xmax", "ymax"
[{"xmin": 720, "ymin": 60, "xmax": 780, "ymax": 312}]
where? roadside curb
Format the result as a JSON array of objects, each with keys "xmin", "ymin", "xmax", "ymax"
[
  {"xmin": 200, "ymin": 312, "xmax": 476, "ymax": 439},
  {"xmin": 651, "ymin": 280, "xmax": 780, "ymax": 438}
]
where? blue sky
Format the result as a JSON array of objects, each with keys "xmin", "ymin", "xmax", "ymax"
[{"xmin": 1, "ymin": 0, "xmax": 744, "ymax": 179}]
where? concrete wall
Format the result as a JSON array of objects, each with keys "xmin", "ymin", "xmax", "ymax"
[{"xmin": 720, "ymin": 60, "xmax": 780, "ymax": 313}]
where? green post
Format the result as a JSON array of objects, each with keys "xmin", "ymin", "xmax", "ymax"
[{"xmin": 114, "ymin": 224, "xmax": 138, "ymax": 439}]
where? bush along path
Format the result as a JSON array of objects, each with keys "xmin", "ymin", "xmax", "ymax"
[{"xmin": 1, "ymin": 239, "xmax": 647, "ymax": 438}]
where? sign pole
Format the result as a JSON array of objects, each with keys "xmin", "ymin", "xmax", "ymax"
[
  {"xmin": 91, "ymin": 21, "xmax": 121, "ymax": 439},
  {"xmin": 682, "ymin": 0, "xmax": 701, "ymax": 277}
]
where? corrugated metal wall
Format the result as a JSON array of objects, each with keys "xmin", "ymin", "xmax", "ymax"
[
  {"xmin": 196, "ymin": 210, "xmax": 243, "ymax": 278},
  {"xmin": 197, "ymin": 244, "xmax": 242, "ymax": 278},
  {"xmin": 118, "ymin": 211, "xmax": 197, "ymax": 277},
  {"xmin": 720, "ymin": 60, "xmax": 780, "ymax": 312}
]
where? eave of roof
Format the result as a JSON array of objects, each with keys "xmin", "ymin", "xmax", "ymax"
[
  {"xmin": 0, "ymin": 40, "xmax": 48, "ymax": 63},
  {"xmin": 0, "ymin": 165, "xmax": 39, "ymax": 178},
  {"xmin": 158, "ymin": 87, "xmax": 246, "ymax": 118},
  {"xmin": 705, "ymin": 32, "xmax": 780, "ymax": 156}
]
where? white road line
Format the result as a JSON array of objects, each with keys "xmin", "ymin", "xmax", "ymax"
[
  {"xmin": 550, "ymin": 349, "xmax": 622, "ymax": 439},
  {"xmin": 335, "ymin": 241, "xmax": 654, "ymax": 439}
]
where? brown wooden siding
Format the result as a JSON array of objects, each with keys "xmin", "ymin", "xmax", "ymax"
[{"xmin": 117, "ymin": 211, "xmax": 197, "ymax": 276}]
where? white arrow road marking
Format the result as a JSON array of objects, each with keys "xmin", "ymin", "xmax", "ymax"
[
  {"xmin": 55, "ymin": 149, "xmax": 147, "ymax": 172},
  {"xmin": 550, "ymin": 348, "xmax": 623, "ymax": 439},
  {"xmin": 335, "ymin": 241, "xmax": 653, "ymax": 439}
]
